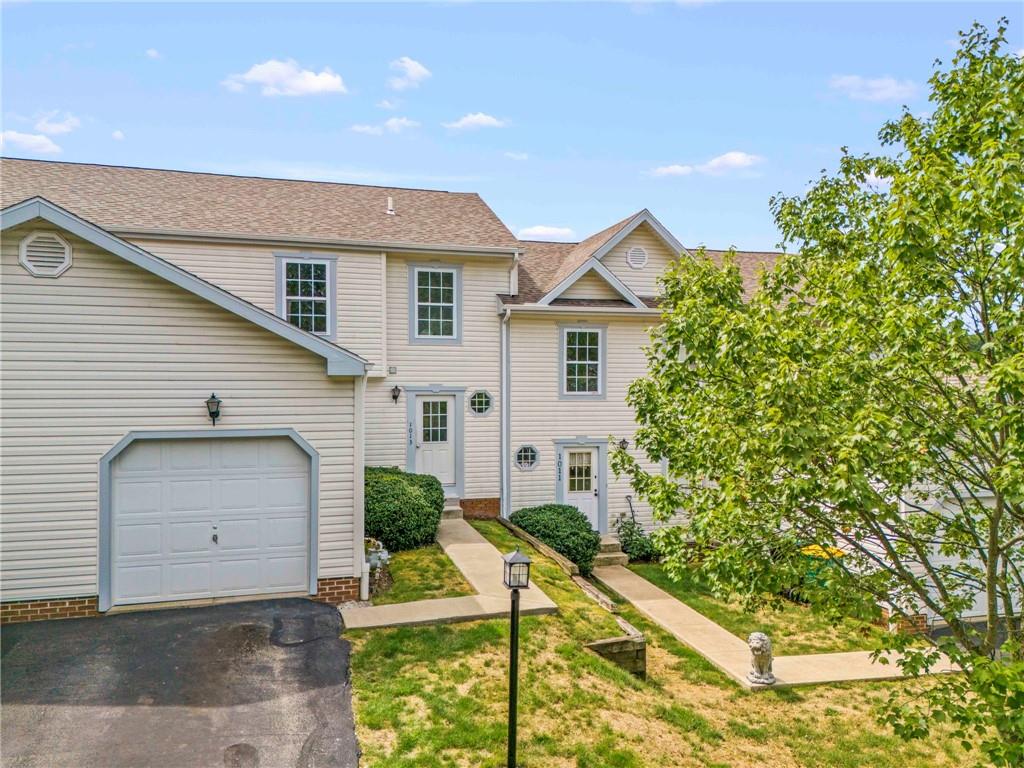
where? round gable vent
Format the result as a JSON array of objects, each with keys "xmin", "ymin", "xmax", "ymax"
[
  {"xmin": 19, "ymin": 231, "xmax": 72, "ymax": 277},
  {"xmin": 625, "ymin": 245, "xmax": 648, "ymax": 270}
]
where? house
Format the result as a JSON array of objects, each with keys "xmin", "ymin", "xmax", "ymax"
[{"xmin": 0, "ymin": 158, "xmax": 776, "ymax": 622}]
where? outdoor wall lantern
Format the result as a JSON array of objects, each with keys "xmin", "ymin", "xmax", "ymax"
[
  {"xmin": 205, "ymin": 393, "xmax": 222, "ymax": 426},
  {"xmin": 503, "ymin": 547, "xmax": 531, "ymax": 768},
  {"xmin": 618, "ymin": 438, "xmax": 629, "ymax": 451},
  {"xmin": 391, "ymin": 385, "xmax": 402, "ymax": 404}
]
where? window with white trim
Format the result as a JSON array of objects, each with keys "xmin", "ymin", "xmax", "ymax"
[
  {"xmin": 515, "ymin": 445, "xmax": 538, "ymax": 470},
  {"xmin": 414, "ymin": 268, "xmax": 456, "ymax": 338},
  {"xmin": 469, "ymin": 390, "xmax": 492, "ymax": 415},
  {"xmin": 562, "ymin": 328, "xmax": 602, "ymax": 395},
  {"xmin": 281, "ymin": 259, "xmax": 333, "ymax": 335}
]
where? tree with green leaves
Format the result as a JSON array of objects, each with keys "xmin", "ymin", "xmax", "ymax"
[{"xmin": 612, "ymin": 20, "xmax": 1022, "ymax": 764}]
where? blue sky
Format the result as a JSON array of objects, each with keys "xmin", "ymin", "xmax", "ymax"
[{"xmin": 2, "ymin": 2, "xmax": 1020, "ymax": 250}]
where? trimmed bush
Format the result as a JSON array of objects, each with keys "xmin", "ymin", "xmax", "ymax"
[
  {"xmin": 510, "ymin": 504, "xmax": 601, "ymax": 575},
  {"xmin": 365, "ymin": 466, "xmax": 443, "ymax": 551}
]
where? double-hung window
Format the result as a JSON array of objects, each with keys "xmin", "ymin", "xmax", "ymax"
[
  {"xmin": 561, "ymin": 327, "xmax": 604, "ymax": 397},
  {"xmin": 411, "ymin": 266, "xmax": 460, "ymax": 342},
  {"xmin": 277, "ymin": 256, "xmax": 336, "ymax": 339}
]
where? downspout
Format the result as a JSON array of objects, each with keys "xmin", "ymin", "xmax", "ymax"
[
  {"xmin": 354, "ymin": 374, "xmax": 369, "ymax": 600},
  {"xmin": 500, "ymin": 305, "xmax": 512, "ymax": 518}
]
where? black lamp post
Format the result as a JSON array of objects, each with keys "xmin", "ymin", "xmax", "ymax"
[
  {"xmin": 205, "ymin": 393, "xmax": 222, "ymax": 426},
  {"xmin": 503, "ymin": 548, "xmax": 531, "ymax": 768}
]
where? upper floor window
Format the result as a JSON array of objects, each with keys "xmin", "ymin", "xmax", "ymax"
[
  {"xmin": 410, "ymin": 265, "xmax": 461, "ymax": 344},
  {"xmin": 561, "ymin": 327, "xmax": 605, "ymax": 397},
  {"xmin": 276, "ymin": 255, "xmax": 337, "ymax": 339}
]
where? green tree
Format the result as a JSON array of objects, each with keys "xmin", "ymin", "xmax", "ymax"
[{"xmin": 613, "ymin": 21, "xmax": 1023, "ymax": 764}]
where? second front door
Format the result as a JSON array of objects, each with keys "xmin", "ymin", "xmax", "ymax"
[{"xmin": 415, "ymin": 395, "xmax": 456, "ymax": 486}]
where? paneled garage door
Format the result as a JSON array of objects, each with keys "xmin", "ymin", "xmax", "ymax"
[{"xmin": 111, "ymin": 436, "xmax": 311, "ymax": 606}]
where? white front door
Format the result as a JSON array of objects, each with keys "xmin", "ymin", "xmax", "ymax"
[
  {"xmin": 415, "ymin": 395, "xmax": 456, "ymax": 486},
  {"xmin": 564, "ymin": 447, "xmax": 599, "ymax": 530},
  {"xmin": 110, "ymin": 436, "xmax": 311, "ymax": 607}
]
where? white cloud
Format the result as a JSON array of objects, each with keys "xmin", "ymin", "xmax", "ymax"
[
  {"xmin": 351, "ymin": 116, "xmax": 420, "ymax": 136},
  {"xmin": 442, "ymin": 112, "xmax": 506, "ymax": 130},
  {"xmin": 34, "ymin": 111, "xmax": 80, "ymax": 135},
  {"xmin": 518, "ymin": 225, "xmax": 576, "ymax": 241},
  {"xmin": 861, "ymin": 171, "xmax": 891, "ymax": 191},
  {"xmin": 388, "ymin": 56, "xmax": 431, "ymax": 91},
  {"xmin": 377, "ymin": 99, "xmax": 399, "ymax": 110},
  {"xmin": 1017, "ymin": 48, "xmax": 1024, "ymax": 58},
  {"xmin": 652, "ymin": 150, "xmax": 763, "ymax": 178},
  {"xmin": 651, "ymin": 164, "xmax": 694, "ymax": 177},
  {"xmin": 0, "ymin": 131, "xmax": 61, "ymax": 155},
  {"xmin": 504, "ymin": 151, "xmax": 529, "ymax": 161},
  {"xmin": 145, "ymin": 48, "xmax": 161, "ymax": 59},
  {"xmin": 111, "ymin": 129, "xmax": 125, "ymax": 141},
  {"xmin": 829, "ymin": 74, "xmax": 917, "ymax": 102},
  {"xmin": 222, "ymin": 59, "xmax": 347, "ymax": 96}
]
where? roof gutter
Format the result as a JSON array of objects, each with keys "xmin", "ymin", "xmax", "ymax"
[
  {"xmin": 113, "ymin": 226, "xmax": 521, "ymax": 258},
  {"xmin": 497, "ymin": 300, "xmax": 662, "ymax": 317}
]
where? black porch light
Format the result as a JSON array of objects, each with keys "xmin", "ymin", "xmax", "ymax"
[
  {"xmin": 503, "ymin": 547, "xmax": 532, "ymax": 590},
  {"xmin": 503, "ymin": 547, "xmax": 531, "ymax": 768},
  {"xmin": 617, "ymin": 438, "xmax": 629, "ymax": 451},
  {"xmin": 205, "ymin": 393, "xmax": 222, "ymax": 426},
  {"xmin": 391, "ymin": 385, "xmax": 402, "ymax": 404}
]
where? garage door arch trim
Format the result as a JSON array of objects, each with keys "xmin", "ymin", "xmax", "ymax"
[{"xmin": 98, "ymin": 428, "xmax": 319, "ymax": 612}]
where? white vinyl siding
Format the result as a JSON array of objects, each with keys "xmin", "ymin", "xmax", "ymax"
[
  {"xmin": 1, "ymin": 224, "xmax": 359, "ymax": 602},
  {"xmin": 559, "ymin": 270, "xmax": 623, "ymax": 301},
  {"xmin": 509, "ymin": 313, "xmax": 665, "ymax": 529},
  {"xmin": 128, "ymin": 238, "xmax": 386, "ymax": 375},
  {"xmin": 600, "ymin": 222, "xmax": 679, "ymax": 298},
  {"xmin": 365, "ymin": 253, "xmax": 506, "ymax": 500}
]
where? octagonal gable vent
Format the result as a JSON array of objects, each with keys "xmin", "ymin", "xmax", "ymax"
[
  {"xmin": 19, "ymin": 231, "xmax": 72, "ymax": 278},
  {"xmin": 625, "ymin": 245, "xmax": 648, "ymax": 270}
]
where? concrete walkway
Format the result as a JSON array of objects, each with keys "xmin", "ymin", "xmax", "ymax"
[
  {"xmin": 341, "ymin": 519, "xmax": 557, "ymax": 630},
  {"xmin": 594, "ymin": 565, "xmax": 957, "ymax": 689}
]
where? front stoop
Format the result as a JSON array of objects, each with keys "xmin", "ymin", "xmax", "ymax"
[
  {"xmin": 594, "ymin": 535, "xmax": 629, "ymax": 567},
  {"xmin": 442, "ymin": 498, "xmax": 463, "ymax": 519}
]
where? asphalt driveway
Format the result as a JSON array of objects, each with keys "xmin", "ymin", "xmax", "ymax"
[{"xmin": 1, "ymin": 599, "xmax": 359, "ymax": 768}]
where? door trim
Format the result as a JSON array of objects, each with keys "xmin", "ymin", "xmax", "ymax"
[
  {"xmin": 404, "ymin": 386, "xmax": 465, "ymax": 498},
  {"xmin": 553, "ymin": 437, "xmax": 608, "ymax": 533},
  {"xmin": 97, "ymin": 428, "xmax": 320, "ymax": 612}
]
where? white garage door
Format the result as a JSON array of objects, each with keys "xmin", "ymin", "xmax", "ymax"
[{"xmin": 111, "ymin": 436, "xmax": 311, "ymax": 607}]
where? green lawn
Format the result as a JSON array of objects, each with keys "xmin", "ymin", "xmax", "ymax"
[
  {"xmin": 628, "ymin": 562, "xmax": 886, "ymax": 655},
  {"xmin": 372, "ymin": 543, "xmax": 474, "ymax": 606},
  {"xmin": 347, "ymin": 520, "xmax": 968, "ymax": 767}
]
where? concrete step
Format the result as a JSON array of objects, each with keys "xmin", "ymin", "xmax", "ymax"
[
  {"xmin": 442, "ymin": 502, "xmax": 463, "ymax": 519},
  {"xmin": 593, "ymin": 551, "xmax": 630, "ymax": 567},
  {"xmin": 599, "ymin": 535, "xmax": 622, "ymax": 554}
]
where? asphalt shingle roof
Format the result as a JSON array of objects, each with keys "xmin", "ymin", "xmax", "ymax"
[{"xmin": 0, "ymin": 158, "xmax": 519, "ymax": 251}]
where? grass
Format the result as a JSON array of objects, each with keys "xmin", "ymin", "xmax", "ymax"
[
  {"xmin": 347, "ymin": 520, "xmax": 970, "ymax": 767},
  {"xmin": 372, "ymin": 544, "xmax": 474, "ymax": 606},
  {"xmin": 629, "ymin": 562, "xmax": 886, "ymax": 655}
]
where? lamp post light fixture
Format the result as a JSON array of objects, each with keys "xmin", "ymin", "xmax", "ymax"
[
  {"xmin": 205, "ymin": 393, "xmax": 222, "ymax": 426},
  {"xmin": 502, "ymin": 547, "xmax": 531, "ymax": 768},
  {"xmin": 391, "ymin": 385, "xmax": 402, "ymax": 404}
]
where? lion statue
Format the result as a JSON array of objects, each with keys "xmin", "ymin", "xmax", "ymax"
[{"xmin": 747, "ymin": 632, "xmax": 776, "ymax": 685}]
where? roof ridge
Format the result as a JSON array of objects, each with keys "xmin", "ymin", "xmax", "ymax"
[{"xmin": 0, "ymin": 157, "xmax": 474, "ymax": 196}]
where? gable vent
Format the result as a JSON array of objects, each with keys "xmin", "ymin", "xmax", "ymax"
[
  {"xmin": 625, "ymin": 245, "xmax": 648, "ymax": 270},
  {"xmin": 19, "ymin": 231, "xmax": 72, "ymax": 277}
]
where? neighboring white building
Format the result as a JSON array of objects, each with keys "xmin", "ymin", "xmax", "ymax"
[{"xmin": 0, "ymin": 158, "xmax": 775, "ymax": 621}]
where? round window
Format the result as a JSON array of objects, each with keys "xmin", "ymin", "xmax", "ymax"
[
  {"xmin": 515, "ymin": 445, "xmax": 538, "ymax": 470},
  {"xmin": 470, "ymin": 390, "xmax": 492, "ymax": 415}
]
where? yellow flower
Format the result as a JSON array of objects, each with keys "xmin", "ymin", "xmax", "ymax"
[{"xmin": 801, "ymin": 544, "xmax": 844, "ymax": 559}]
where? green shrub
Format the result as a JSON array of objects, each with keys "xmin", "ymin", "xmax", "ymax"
[
  {"xmin": 615, "ymin": 516, "xmax": 657, "ymax": 562},
  {"xmin": 365, "ymin": 467, "xmax": 442, "ymax": 551},
  {"xmin": 510, "ymin": 504, "xmax": 601, "ymax": 575}
]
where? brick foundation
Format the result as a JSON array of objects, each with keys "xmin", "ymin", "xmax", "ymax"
[
  {"xmin": 460, "ymin": 497, "xmax": 500, "ymax": 519},
  {"xmin": 1, "ymin": 597, "xmax": 100, "ymax": 625},
  {"xmin": 879, "ymin": 607, "xmax": 930, "ymax": 636},
  {"xmin": 311, "ymin": 577, "xmax": 362, "ymax": 605}
]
